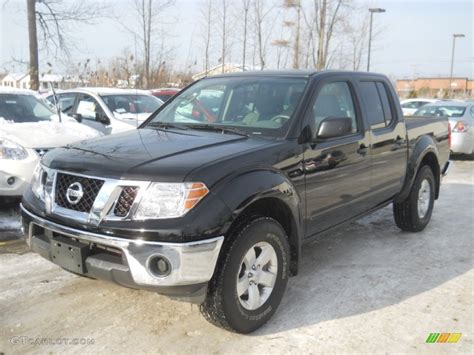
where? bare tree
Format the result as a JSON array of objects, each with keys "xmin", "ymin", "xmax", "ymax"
[
  {"xmin": 126, "ymin": 0, "xmax": 174, "ymax": 88},
  {"xmin": 241, "ymin": 0, "xmax": 251, "ymax": 69},
  {"xmin": 314, "ymin": 0, "xmax": 346, "ymax": 69},
  {"xmin": 25, "ymin": 0, "xmax": 108, "ymax": 90},
  {"xmin": 253, "ymin": 0, "xmax": 274, "ymax": 70},
  {"xmin": 220, "ymin": 0, "xmax": 228, "ymax": 73},
  {"xmin": 201, "ymin": 0, "xmax": 213, "ymax": 73},
  {"xmin": 26, "ymin": 0, "xmax": 39, "ymax": 90},
  {"xmin": 283, "ymin": 0, "xmax": 302, "ymax": 69},
  {"xmin": 345, "ymin": 13, "xmax": 369, "ymax": 70}
]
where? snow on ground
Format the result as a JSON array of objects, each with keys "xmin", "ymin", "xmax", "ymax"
[
  {"xmin": 0, "ymin": 160, "xmax": 472, "ymax": 353},
  {"xmin": 0, "ymin": 207, "xmax": 20, "ymax": 232}
]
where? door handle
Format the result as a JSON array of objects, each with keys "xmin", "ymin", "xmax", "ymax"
[
  {"xmin": 394, "ymin": 136, "xmax": 404, "ymax": 145},
  {"xmin": 392, "ymin": 136, "xmax": 405, "ymax": 151},
  {"xmin": 357, "ymin": 144, "xmax": 368, "ymax": 156}
]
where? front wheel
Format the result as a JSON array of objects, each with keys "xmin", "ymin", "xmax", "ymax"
[
  {"xmin": 200, "ymin": 217, "xmax": 290, "ymax": 333},
  {"xmin": 393, "ymin": 165, "xmax": 435, "ymax": 232}
]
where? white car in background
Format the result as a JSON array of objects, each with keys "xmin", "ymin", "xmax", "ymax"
[
  {"xmin": 400, "ymin": 98, "xmax": 439, "ymax": 116},
  {"xmin": 413, "ymin": 101, "xmax": 474, "ymax": 155},
  {"xmin": 46, "ymin": 88, "xmax": 163, "ymax": 135},
  {"xmin": 0, "ymin": 87, "xmax": 102, "ymax": 199}
]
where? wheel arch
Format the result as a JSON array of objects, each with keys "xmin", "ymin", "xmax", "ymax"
[
  {"xmin": 214, "ymin": 169, "xmax": 303, "ymax": 276},
  {"xmin": 394, "ymin": 136, "xmax": 441, "ymax": 203}
]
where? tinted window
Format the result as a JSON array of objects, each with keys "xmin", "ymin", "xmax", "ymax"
[
  {"xmin": 312, "ymin": 82, "xmax": 358, "ymax": 134},
  {"xmin": 470, "ymin": 106, "xmax": 474, "ymax": 118},
  {"xmin": 376, "ymin": 82, "xmax": 393, "ymax": 125},
  {"xmin": 359, "ymin": 82, "xmax": 385, "ymax": 128},
  {"xmin": 147, "ymin": 77, "xmax": 308, "ymax": 137}
]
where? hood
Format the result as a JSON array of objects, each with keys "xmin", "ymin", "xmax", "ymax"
[
  {"xmin": 0, "ymin": 121, "xmax": 102, "ymax": 148},
  {"xmin": 43, "ymin": 128, "xmax": 275, "ymax": 182}
]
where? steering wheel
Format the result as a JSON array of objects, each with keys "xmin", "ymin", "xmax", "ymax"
[{"xmin": 270, "ymin": 115, "xmax": 291, "ymax": 124}]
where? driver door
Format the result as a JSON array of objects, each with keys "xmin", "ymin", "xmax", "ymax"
[{"xmin": 303, "ymin": 79, "xmax": 372, "ymax": 237}]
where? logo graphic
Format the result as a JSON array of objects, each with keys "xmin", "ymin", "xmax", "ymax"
[
  {"xmin": 66, "ymin": 182, "xmax": 84, "ymax": 205},
  {"xmin": 426, "ymin": 333, "xmax": 462, "ymax": 343}
]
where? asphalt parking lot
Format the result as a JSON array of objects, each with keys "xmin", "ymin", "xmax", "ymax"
[{"xmin": 0, "ymin": 159, "xmax": 472, "ymax": 354}]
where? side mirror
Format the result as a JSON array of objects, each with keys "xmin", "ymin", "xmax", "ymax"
[
  {"xmin": 71, "ymin": 113, "xmax": 82, "ymax": 123},
  {"xmin": 96, "ymin": 112, "xmax": 110, "ymax": 125},
  {"xmin": 316, "ymin": 117, "xmax": 352, "ymax": 139}
]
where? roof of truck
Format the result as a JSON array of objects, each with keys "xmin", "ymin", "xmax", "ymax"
[{"xmin": 208, "ymin": 69, "xmax": 387, "ymax": 79}]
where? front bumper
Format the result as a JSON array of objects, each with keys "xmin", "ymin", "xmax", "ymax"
[
  {"xmin": 0, "ymin": 151, "xmax": 39, "ymax": 196},
  {"xmin": 21, "ymin": 204, "xmax": 224, "ymax": 303}
]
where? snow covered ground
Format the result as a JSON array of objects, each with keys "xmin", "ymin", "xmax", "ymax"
[
  {"xmin": 0, "ymin": 207, "xmax": 20, "ymax": 233},
  {"xmin": 0, "ymin": 159, "xmax": 472, "ymax": 353}
]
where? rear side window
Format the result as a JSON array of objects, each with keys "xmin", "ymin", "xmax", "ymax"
[
  {"xmin": 359, "ymin": 81, "xmax": 394, "ymax": 129},
  {"xmin": 376, "ymin": 82, "xmax": 393, "ymax": 126}
]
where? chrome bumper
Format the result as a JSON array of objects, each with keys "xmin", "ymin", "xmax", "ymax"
[{"xmin": 21, "ymin": 204, "xmax": 224, "ymax": 288}]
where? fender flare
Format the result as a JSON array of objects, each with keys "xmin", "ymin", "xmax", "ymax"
[
  {"xmin": 212, "ymin": 169, "xmax": 304, "ymax": 275},
  {"xmin": 394, "ymin": 135, "xmax": 440, "ymax": 203}
]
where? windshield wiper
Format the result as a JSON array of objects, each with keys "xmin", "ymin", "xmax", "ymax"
[
  {"xmin": 187, "ymin": 124, "xmax": 249, "ymax": 137},
  {"xmin": 146, "ymin": 122, "xmax": 188, "ymax": 130}
]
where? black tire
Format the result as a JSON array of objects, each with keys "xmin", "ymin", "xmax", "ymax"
[
  {"xmin": 200, "ymin": 216, "xmax": 290, "ymax": 333},
  {"xmin": 393, "ymin": 165, "xmax": 435, "ymax": 232}
]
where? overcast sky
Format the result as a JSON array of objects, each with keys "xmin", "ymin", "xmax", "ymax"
[{"xmin": 0, "ymin": 0, "xmax": 472, "ymax": 79}]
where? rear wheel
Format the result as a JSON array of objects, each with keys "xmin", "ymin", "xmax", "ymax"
[
  {"xmin": 393, "ymin": 165, "xmax": 435, "ymax": 232},
  {"xmin": 200, "ymin": 216, "xmax": 290, "ymax": 333}
]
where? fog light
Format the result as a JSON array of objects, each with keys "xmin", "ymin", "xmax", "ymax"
[
  {"xmin": 147, "ymin": 255, "xmax": 172, "ymax": 277},
  {"xmin": 7, "ymin": 176, "xmax": 15, "ymax": 185}
]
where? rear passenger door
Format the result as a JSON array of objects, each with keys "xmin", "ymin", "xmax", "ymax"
[{"xmin": 357, "ymin": 80, "xmax": 408, "ymax": 203}]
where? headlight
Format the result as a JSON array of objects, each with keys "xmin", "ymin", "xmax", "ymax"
[
  {"xmin": 31, "ymin": 164, "xmax": 46, "ymax": 200},
  {"xmin": 31, "ymin": 164, "xmax": 55, "ymax": 208},
  {"xmin": 0, "ymin": 138, "xmax": 28, "ymax": 160},
  {"xmin": 134, "ymin": 182, "xmax": 209, "ymax": 219}
]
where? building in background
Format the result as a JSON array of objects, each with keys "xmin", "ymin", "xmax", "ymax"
[
  {"xmin": 1, "ymin": 73, "xmax": 87, "ymax": 91},
  {"xmin": 396, "ymin": 77, "xmax": 473, "ymax": 99}
]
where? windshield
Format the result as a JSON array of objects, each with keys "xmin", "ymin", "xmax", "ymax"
[
  {"xmin": 145, "ymin": 76, "xmax": 308, "ymax": 137},
  {"xmin": 100, "ymin": 94, "xmax": 162, "ymax": 116},
  {"xmin": 414, "ymin": 105, "xmax": 466, "ymax": 117},
  {"xmin": 0, "ymin": 94, "xmax": 54, "ymax": 123}
]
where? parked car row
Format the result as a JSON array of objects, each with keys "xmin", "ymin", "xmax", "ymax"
[
  {"xmin": 0, "ymin": 87, "xmax": 102, "ymax": 199},
  {"xmin": 412, "ymin": 101, "xmax": 474, "ymax": 155},
  {"xmin": 1, "ymin": 86, "xmax": 165, "ymax": 200},
  {"xmin": 400, "ymin": 98, "xmax": 473, "ymax": 155},
  {"xmin": 45, "ymin": 88, "xmax": 163, "ymax": 135}
]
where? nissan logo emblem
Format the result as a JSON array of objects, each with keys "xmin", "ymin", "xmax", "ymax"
[{"xmin": 66, "ymin": 182, "xmax": 84, "ymax": 205}]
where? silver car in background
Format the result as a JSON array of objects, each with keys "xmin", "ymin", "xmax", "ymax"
[
  {"xmin": 400, "ymin": 98, "xmax": 439, "ymax": 116},
  {"xmin": 414, "ymin": 101, "xmax": 474, "ymax": 155}
]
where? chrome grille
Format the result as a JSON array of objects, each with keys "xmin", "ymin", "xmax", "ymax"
[
  {"xmin": 114, "ymin": 186, "xmax": 140, "ymax": 217},
  {"xmin": 55, "ymin": 173, "xmax": 104, "ymax": 212}
]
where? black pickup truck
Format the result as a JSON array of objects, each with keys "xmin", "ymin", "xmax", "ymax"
[{"xmin": 21, "ymin": 71, "xmax": 450, "ymax": 333}]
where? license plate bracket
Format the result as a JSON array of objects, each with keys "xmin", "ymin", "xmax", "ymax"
[{"xmin": 50, "ymin": 235, "xmax": 90, "ymax": 274}]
